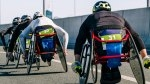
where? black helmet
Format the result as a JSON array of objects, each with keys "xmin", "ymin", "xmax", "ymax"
[
  {"xmin": 33, "ymin": 12, "xmax": 43, "ymax": 20},
  {"xmin": 92, "ymin": 1, "xmax": 111, "ymax": 13},
  {"xmin": 21, "ymin": 15, "xmax": 32, "ymax": 22},
  {"xmin": 12, "ymin": 17, "xmax": 21, "ymax": 26}
]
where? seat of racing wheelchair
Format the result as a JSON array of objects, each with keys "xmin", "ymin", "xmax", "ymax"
[
  {"xmin": 92, "ymin": 27, "xmax": 130, "ymax": 68},
  {"xmin": 34, "ymin": 25, "xmax": 57, "ymax": 55}
]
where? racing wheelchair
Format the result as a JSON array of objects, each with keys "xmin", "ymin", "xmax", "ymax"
[
  {"xmin": 26, "ymin": 26, "xmax": 68, "ymax": 75},
  {"xmin": 13, "ymin": 34, "xmax": 31, "ymax": 68},
  {"xmin": 5, "ymin": 30, "xmax": 15, "ymax": 65},
  {"xmin": 5, "ymin": 29, "xmax": 31, "ymax": 68},
  {"xmin": 79, "ymin": 27, "xmax": 145, "ymax": 84}
]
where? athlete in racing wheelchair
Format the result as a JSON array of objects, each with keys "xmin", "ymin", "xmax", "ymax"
[
  {"xmin": 71, "ymin": 1, "xmax": 150, "ymax": 84},
  {"xmin": 0, "ymin": 17, "xmax": 21, "ymax": 52},
  {"xmin": 6, "ymin": 15, "xmax": 32, "ymax": 66},
  {"xmin": 19, "ymin": 12, "xmax": 69, "ymax": 74}
]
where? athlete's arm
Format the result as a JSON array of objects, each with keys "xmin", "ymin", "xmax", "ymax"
[
  {"xmin": 124, "ymin": 19, "xmax": 147, "ymax": 58},
  {"xmin": 50, "ymin": 19, "xmax": 69, "ymax": 54},
  {"xmin": 74, "ymin": 15, "xmax": 94, "ymax": 58},
  {"xmin": 124, "ymin": 19, "xmax": 145, "ymax": 51},
  {"xmin": 19, "ymin": 21, "xmax": 34, "ymax": 55}
]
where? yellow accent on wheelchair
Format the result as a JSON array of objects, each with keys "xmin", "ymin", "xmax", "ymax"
[
  {"xmin": 39, "ymin": 28, "xmax": 54, "ymax": 38},
  {"xmin": 101, "ymin": 34, "xmax": 122, "ymax": 41},
  {"xmin": 28, "ymin": 33, "xmax": 32, "ymax": 36},
  {"xmin": 26, "ymin": 39, "xmax": 30, "ymax": 45}
]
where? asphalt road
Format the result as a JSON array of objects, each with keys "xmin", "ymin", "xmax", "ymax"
[{"xmin": 0, "ymin": 48, "xmax": 150, "ymax": 84}]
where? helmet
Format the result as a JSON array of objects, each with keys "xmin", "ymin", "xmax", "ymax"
[
  {"xmin": 92, "ymin": 1, "xmax": 111, "ymax": 13},
  {"xmin": 21, "ymin": 15, "xmax": 32, "ymax": 22},
  {"xmin": 12, "ymin": 17, "xmax": 21, "ymax": 26},
  {"xmin": 33, "ymin": 12, "xmax": 43, "ymax": 20}
]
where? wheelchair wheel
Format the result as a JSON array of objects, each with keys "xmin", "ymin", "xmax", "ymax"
[
  {"xmin": 57, "ymin": 50, "xmax": 68, "ymax": 72},
  {"xmin": 79, "ymin": 44, "xmax": 92, "ymax": 84},
  {"xmin": 27, "ymin": 41, "xmax": 34, "ymax": 75},
  {"xmin": 5, "ymin": 33, "xmax": 13, "ymax": 65},
  {"xmin": 5, "ymin": 53, "xmax": 9, "ymax": 66},
  {"xmin": 56, "ymin": 35, "xmax": 68, "ymax": 72},
  {"xmin": 5, "ymin": 42, "xmax": 10, "ymax": 66},
  {"xmin": 35, "ymin": 56, "xmax": 40, "ymax": 70},
  {"xmin": 91, "ymin": 58, "xmax": 98, "ymax": 83},
  {"xmin": 14, "ymin": 43, "xmax": 21, "ymax": 68},
  {"xmin": 129, "ymin": 35, "xmax": 145, "ymax": 84}
]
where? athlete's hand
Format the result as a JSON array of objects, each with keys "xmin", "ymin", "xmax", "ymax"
[
  {"xmin": 63, "ymin": 49, "xmax": 68, "ymax": 56},
  {"xmin": 71, "ymin": 61, "xmax": 82, "ymax": 74},
  {"xmin": 143, "ymin": 58, "xmax": 150, "ymax": 69}
]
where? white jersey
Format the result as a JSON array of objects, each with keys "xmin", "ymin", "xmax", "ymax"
[{"xmin": 20, "ymin": 16, "xmax": 69, "ymax": 51}]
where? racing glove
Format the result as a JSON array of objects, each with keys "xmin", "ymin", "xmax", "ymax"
[
  {"xmin": 71, "ymin": 61, "xmax": 82, "ymax": 74},
  {"xmin": 143, "ymin": 56, "xmax": 150, "ymax": 69}
]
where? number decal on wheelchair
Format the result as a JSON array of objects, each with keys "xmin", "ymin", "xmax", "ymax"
[
  {"xmin": 108, "ymin": 35, "xmax": 116, "ymax": 40},
  {"xmin": 101, "ymin": 34, "xmax": 122, "ymax": 41}
]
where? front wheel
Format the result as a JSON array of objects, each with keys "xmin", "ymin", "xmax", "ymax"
[
  {"xmin": 5, "ymin": 54, "xmax": 9, "ymax": 65},
  {"xmin": 14, "ymin": 43, "xmax": 21, "ymax": 68},
  {"xmin": 91, "ymin": 59, "xmax": 98, "ymax": 83},
  {"xmin": 27, "ymin": 41, "xmax": 34, "ymax": 75},
  {"xmin": 5, "ymin": 46, "xmax": 10, "ymax": 65},
  {"xmin": 79, "ymin": 44, "xmax": 92, "ymax": 84},
  {"xmin": 36, "ymin": 57, "xmax": 40, "ymax": 70},
  {"xmin": 129, "ymin": 36, "xmax": 145, "ymax": 84}
]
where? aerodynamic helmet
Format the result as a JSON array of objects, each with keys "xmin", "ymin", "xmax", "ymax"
[
  {"xmin": 21, "ymin": 15, "xmax": 32, "ymax": 22},
  {"xmin": 92, "ymin": 1, "xmax": 111, "ymax": 13},
  {"xmin": 12, "ymin": 17, "xmax": 21, "ymax": 26},
  {"xmin": 33, "ymin": 12, "xmax": 43, "ymax": 20}
]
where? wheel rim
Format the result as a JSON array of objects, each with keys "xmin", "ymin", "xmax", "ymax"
[
  {"xmin": 79, "ymin": 44, "xmax": 92, "ymax": 84},
  {"xmin": 14, "ymin": 45, "xmax": 21, "ymax": 68},
  {"xmin": 129, "ymin": 36, "xmax": 145, "ymax": 84},
  {"xmin": 27, "ymin": 41, "xmax": 34, "ymax": 74},
  {"xmin": 91, "ymin": 63, "xmax": 97, "ymax": 83}
]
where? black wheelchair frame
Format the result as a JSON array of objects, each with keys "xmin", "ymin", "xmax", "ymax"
[
  {"xmin": 5, "ymin": 31, "xmax": 15, "ymax": 65},
  {"xmin": 13, "ymin": 35, "xmax": 31, "ymax": 68}
]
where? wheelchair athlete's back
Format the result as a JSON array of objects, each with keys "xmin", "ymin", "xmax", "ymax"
[
  {"xmin": 34, "ymin": 25, "xmax": 56, "ymax": 62},
  {"xmin": 93, "ymin": 27, "xmax": 127, "ymax": 68},
  {"xmin": 35, "ymin": 25, "xmax": 56, "ymax": 51}
]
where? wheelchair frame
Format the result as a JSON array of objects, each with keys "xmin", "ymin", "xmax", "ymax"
[
  {"xmin": 5, "ymin": 31, "xmax": 15, "ymax": 65},
  {"xmin": 13, "ymin": 35, "xmax": 32, "ymax": 68},
  {"xmin": 79, "ymin": 28, "xmax": 145, "ymax": 84},
  {"xmin": 26, "ymin": 31, "xmax": 68, "ymax": 75}
]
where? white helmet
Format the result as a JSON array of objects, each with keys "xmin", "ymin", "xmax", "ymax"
[{"xmin": 33, "ymin": 12, "xmax": 43, "ymax": 20}]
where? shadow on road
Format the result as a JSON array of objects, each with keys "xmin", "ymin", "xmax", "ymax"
[
  {"xmin": 0, "ymin": 65, "xmax": 48, "ymax": 69},
  {"xmin": 0, "ymin": 71, "xmax": 65, "ymax": 76}
]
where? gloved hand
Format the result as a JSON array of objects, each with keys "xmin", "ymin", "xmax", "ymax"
[
  {"xmin": 143, "ymin": 57, "xmax": 150, "ymax": 69},
  {"xmin": 71, "ymin": 61, "xmax": 82, "ymax": 74}
]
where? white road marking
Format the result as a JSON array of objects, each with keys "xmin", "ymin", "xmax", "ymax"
[{"xmin": 0, "ymin": 52, "xmax": 6, "ymax": 53}]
